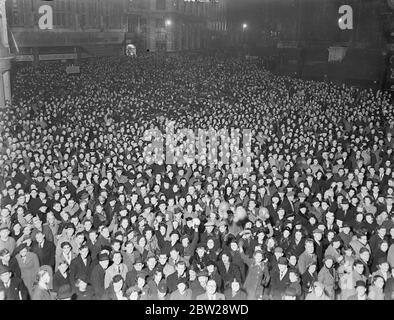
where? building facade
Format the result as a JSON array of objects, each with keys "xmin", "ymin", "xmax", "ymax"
[
  {"xmin": 125, "ymin": 0, "xmax": 227, "ymax": 53},
  {"xmin": 6, "ymin": 0, "xmax": 227, "ymax": 59}
]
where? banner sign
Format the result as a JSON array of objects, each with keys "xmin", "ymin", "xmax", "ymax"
[
  {"xmin": 328, "ymin": 46, "xmax": 347, "ymax": 62},
  {"xmin": 15, "ymin": 55, "xmax": 34, "ymax": 62},
  {"xmin": 39, "ymin": 53, "xmax": 77, "ymax": 61}
]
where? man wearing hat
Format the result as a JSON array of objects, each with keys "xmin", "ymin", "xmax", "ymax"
[
  {"xmin": 0, "ymin": 265, "xmax": 28, "ymax": 300},
  {"xmin": 0, "ymin": 248, "xmax": 21, "ymax": 279},
  {"xmin": 200, "ymin": 220, "xmax": 217, "ymax": 245},
  {"xmin": 0, "ymin": 224, "xmax": 15, "ymax": 255},
  {"xmin": 90, "ymin": 253, "xmax": 110, "ymax": 299},
  {"xmin": 347, "ymin": 280, "xmax": 369, "ymax": 300},
  {"xmin": 170, "ymin": 278, "xmax": 192, "ymax": 300},
  {"xmin": 269, "ymin": 256, "xmax": 290, "ymax": 300},
  {"xmin": 125, "ymin": 255, "xmax": 146, "ymax": 288}
]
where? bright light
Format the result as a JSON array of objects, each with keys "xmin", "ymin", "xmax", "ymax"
[
  {"xmin": 242, "ymin": 23, "xmax": 248, "ymax": 30},
  {"xmin": 165, "ymin": 19, "xmax": 172, "ymax": 27}
]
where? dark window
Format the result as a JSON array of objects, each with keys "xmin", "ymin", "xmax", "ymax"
[{"xmin": 156, "ymin": 0, "xmax": 166, "ymax": 10}]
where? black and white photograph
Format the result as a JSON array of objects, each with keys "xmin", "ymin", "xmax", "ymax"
[{"xmin": 0, "ymin": 0, "xmax": 394, "ymax": 305}]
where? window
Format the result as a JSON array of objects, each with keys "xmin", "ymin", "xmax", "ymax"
[
  {"xmin": 156, "ymin": 18, "xmax": 165, "ymax": 29},
  {"xmin": 11, "ymin": 0, "xmax": 20, "ymax": 26},
  {"xmin": 156, "ymin": 0, "xmax": 166, "ymax": 10}
]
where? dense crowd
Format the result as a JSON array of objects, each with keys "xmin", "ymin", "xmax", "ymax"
[{"xmin": 0, "ymin": 54, "xmax": 393, "ymax": 300}]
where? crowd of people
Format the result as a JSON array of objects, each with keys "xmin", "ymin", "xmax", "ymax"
[{"xmin": 0, "ymin": 53, "xmax": 393, "ymax": 300}]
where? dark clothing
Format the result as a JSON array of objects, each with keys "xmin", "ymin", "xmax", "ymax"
[
  {"xmin": 89, "ymin": 263, "xmax": 107, "ymax": 299},
  {"xmin": 74, "ymin": 285, "xmax": 96, "ymax": 300},
  {"xmin": 166, "ymin": 272, "xmax": 188, "ymax": 293},
  {"xmin": 217, "ymin": 261, "xmax": 242, "ymax": 291},
  {"xmin": 1, "ymin": 276, "xmax": 29, "ymax": 300},
  {"xmin": 269, "ymin": 269, "xmax": 291, "ymax": 300},
  {"xmin": 31, "ymin": 240, "xmax": 56, "ymax": 270},
  {"xmin": 53, "ymin": 271, "xmax": 72, "ymax": 294},
  {"xmin": 69, "ymin": 255, "xmax": 93, "ymax": 285}
]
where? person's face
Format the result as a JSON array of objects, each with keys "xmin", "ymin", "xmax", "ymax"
[
  {"xmin": 325, "ymin": 259, "xmax": 333, "ymax": 268},
  {"xmin": 113, "ymin": 280, "xmax": 123, "ymax": 292},
  {"xmin": 78, "ymin": 280, "xmax": 87, "ymax": 291},
  {"xmin": 177, "ymin": 264, "xmax": 186, "ymax": 275},
  {"xmin": 380, "ymin": 242, "xmax": 389, "ymax": 252},
  {"xmin": 1, "ymin": 252, "xmax": 10, "ymax": 264},
  {"xmin": 289, "ymin": 255, "xmax": 297, "ymax": 265},
  {"xmin": 99, "ymin": 259, "xmax": 109, "ymax": 269},
  {"xmin": 230, "ymin": 242, "xmax": 238, "ymax": 251},
  {"xmin": 170, "ymin": 250, "xmax": 179, "ymax": 260},
  {"xmin": 355, "ymin": 264, "xmax": 364, "ymax": 274},
  {"xmin": 42, "ymin": 272, "xmax": 50, "ymax": 284},
  {"xmin": 314, "ymin": 285, "xmax": 323, "ymax": 296},
  {"xmin": 207, "ymin": 264, "xmax": 214, "ymax": 273},
  {"xmin": 306, "ymin": 242, "xmax": 314, "ymax": 254},
  {"xmin": 147, "ymin": 257, "xmax": 156, "ymax": 268},
  {"xmin": 80, "ymin": 248, "xmax": 89, "ymax": 259},
  {"xmin": 19, "ymin": 248, "xmax": 27, "ymax": 257},
  {"xmin": 289, "ymin": 272, "xmax": 297, "ymax": 282},
  {"xmin": 113, "ymin": 253, "xmax": 122, "ymax": 265},
  {"xmin": 189, "ymin": 269, "xmax": 196, "ymax": 280},
  {"xmin": 197, "ymin": 248, "xmax": 205, "ymax": 257},
  {"xmin": 206, "ymin": 280, "xmax": 217, "ymax": 295},
  {"xmin": 159, "ymin": 254, "xmax": 167, "ymax": 265},
  {"xmin": 359, "ymin": 236, "xmax": 367, "ymax": 245},
  {"xmin": 356, "ymin": 286, "xmax": 366, "ymax": 296},
  {"xmin": 360, "ymin": 251, "xmax": 370, "ymax": 262},
  {"xmin": 137, "ymin": 277, "xmax": 145, "ymax": 288},
  {"xmin": 221, "ymin": 254, "xmax": 229, "ymax": 264},
  {"xmin": 375, "ymin": 277, "xmax": 384, "ymax": 289},
  {"xmin": 278, "ymin": 264, "xmax": 287, "ymax": 272},
  {"xmin": 0, "ymin": 271, "xmax": 11, "ymax": 284},
  {"xmin": 177, "ymin": 282, "xmax": 186, "ymax": 292},
  {"xmin": 255, "ymin": 252, "xmax": 263, "ymax": 264},
  {"xmin": 231, "ymin": 281, "xmax": 240, "ymax": 292},
  {"xmin": 308, "ymin": 264, "xmax": 316, "ymax": 274}
]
